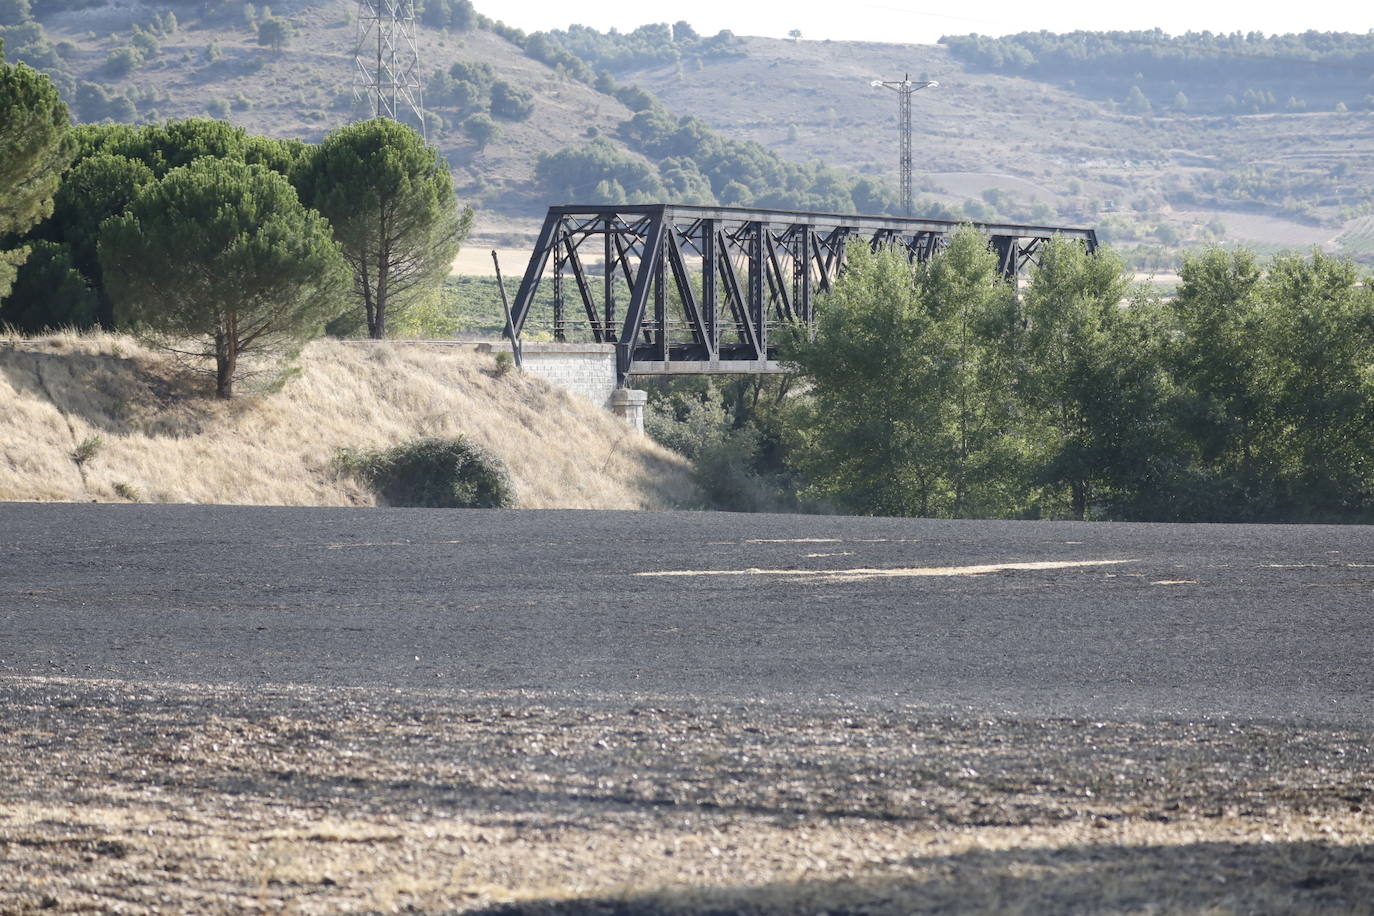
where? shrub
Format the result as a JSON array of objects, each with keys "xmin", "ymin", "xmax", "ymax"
[
  {"xmin": 336, "ymin": 436, "xmax": 516, "ymax": 508},
  {"xmin": 104, "ymin": 46, "xmax": 143, "ymax": 76},
  {"xmin": 489, "ymin": 79, "xmax": 533, "ymax": 120},
  {"xmin": 71, "ymin": 434, "xmax": 102, "ymax": 467},
  {"xmin": 461, "ymin": 112, "xmax": 499, "ymax": 148},
  {"xmin": 644, "ymin": 392, "xmax": 780, "ymax": 512}
]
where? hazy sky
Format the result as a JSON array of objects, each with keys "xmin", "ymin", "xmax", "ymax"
[{"xmin": 484, "ymin": 1, "xmax": 1372, "ymax": 44}]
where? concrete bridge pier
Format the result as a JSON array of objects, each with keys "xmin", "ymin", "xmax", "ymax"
[{"xmin": 610, "ymin": 388, "xmax": 648, "ymax": 434}]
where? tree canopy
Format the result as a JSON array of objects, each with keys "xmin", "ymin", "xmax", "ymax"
[
  {"xmin": 99, "ymin": 159, "xmax": 347, "ymax": 398},
  {"xmin": 293, "ymin": 119, "xmax": 471, "ymax": 339},
  {"xmin": 771, "ymin": 234, "xmax": 1374, "ymax": 522},
  {"xmin": 0, "ymin": 51, "xmax": 72, "ymax": 299},
  {"xmin": 4, "ymin": 119, "xmax": 312, "ymax": 330}
]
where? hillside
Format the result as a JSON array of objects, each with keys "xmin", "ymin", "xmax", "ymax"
[
  {"xmin": 7, "ymin": 1, "xmax": 1374, "ymax": 266},
  {"xmin": 613, "ymin": 35, "xmax": 1374, "ymax": 265},
  {"xmin": 0, "ymin": 332, "xmax": 696, "ymax": 509},
  {"xmin": 11, "ymin": 0, "xmax": 643, "ymax": 241}
]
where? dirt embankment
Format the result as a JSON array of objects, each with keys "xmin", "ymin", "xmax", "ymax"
[{"xmin": 0, "ymin": 332, "xmax": 694, "ymax": 509}]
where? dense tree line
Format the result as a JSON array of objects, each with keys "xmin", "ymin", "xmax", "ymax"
[
  {"xmin": 1, "ymin": 105, "xmax": 469, "ymax": 397},
  {"xmin": 535, "ymin": 101, "xmax": 899, "ymax": 213},
  {"xmin": 528, "ymin": 22, "xmax": 741, "ymax": 75},
  {"xmin": 941, "ymin": 29, "xmax": 1374, "ymax": 112},
  {"xmin": 649, "ymin": 234, "xmax": 1374, "ymax": 523},
  {"xmin": 417, "ymin": 0, "xmax": 475, "ymax": 33}
]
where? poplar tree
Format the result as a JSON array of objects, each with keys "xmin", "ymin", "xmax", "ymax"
[{"xmin": 785, "ymin": 229, "xmax": 1017, "ymax": 517}]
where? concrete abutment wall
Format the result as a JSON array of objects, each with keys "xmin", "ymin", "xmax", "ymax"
[{"xmin": 517, "ymin": 342, "xmax": 618, "ymax": 411}]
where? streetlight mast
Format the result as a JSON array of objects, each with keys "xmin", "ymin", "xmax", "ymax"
[{"xmin": 870, "ymin": 74, "xmax": 937, "ymax": 216}]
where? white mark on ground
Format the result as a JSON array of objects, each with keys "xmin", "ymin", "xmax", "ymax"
[
  {"xmin": 320, "ymin": 540, "xmax": 467, "ymax": 550},
  {"xmin": 637, "ymin": 559, "xmax": 1136, "ymax": 582}
]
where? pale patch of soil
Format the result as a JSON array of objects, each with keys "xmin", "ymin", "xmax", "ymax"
[
  {"xmin": 2, "ymin": 677, "xmax": 1370, "ymax": 914},
  {"xmin": 1170, "ymin": 209, "xmax": 1339, "ymax": 249}
]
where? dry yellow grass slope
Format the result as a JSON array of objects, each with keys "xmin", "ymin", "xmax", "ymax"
[{"xmin": 0, "ymin": 332, "xmax": 697, "ymax": 509}]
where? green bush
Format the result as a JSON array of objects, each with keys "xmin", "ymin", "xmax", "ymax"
[
  {"xmin": 104, "ymin": 46, "xmax": 143, "ymax": 76},
  {"xmin": 337, "ymin": 436, "xmax": 516, "ymax": 508}
]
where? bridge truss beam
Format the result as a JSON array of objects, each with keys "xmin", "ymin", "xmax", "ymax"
[{"xmin": 510, "ymin": 205, "xmax": 1099, "ymax": 387}]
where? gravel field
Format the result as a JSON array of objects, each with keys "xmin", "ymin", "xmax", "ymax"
[
  {"xmin": 2, "ymin": 504, "xmax": 1373, "ymax": 912},
  {"xmin": 2, "ymin": 677, "xmax": 1371, "ymax": 914}
]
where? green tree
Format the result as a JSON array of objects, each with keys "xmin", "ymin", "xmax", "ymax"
[
  {"xmin": 98, "ymin": 159, "xmax": 347, "ymax": 398},
  {"xmin": 256, "ymin": 16, "xmax": 292, "ymax": 54},
  {"xmin": 0, "ymin": 240, "xmax": 98, "ymax": 333},
  {"xmin": 1020, "ymin": 238, "xmax": 1172, "ymax": 519},
  {"xmin": 785, "ymin": 230, "xmax": 1016, "ymax": 517},
  {"xmin": 16, "ymin": 121, "xmax": 309, "ymax": 332},
  {"xmin": 489, "ymin": 79, "xmax": 533, "ymax": 120},
  {"xmin": 104, "ymin": 45, "xmax": 143, "ymax": 76},
  {"xmin": 130, "ymin": 25, "xmax": 160, "ymax": 58},
  {"xmin": 1123, "ymin": 85, "xmax": 1152, "ymax": 115},
  {"xmin": 1167, "ymin": 247, "xmax": 1272, "ymax": 509},
  {"xmin": 293, "ymin": 119, "xmax": 472, "ymax": 338},
  {"xmin": 0, "ymin": 54, "xmax": 72, "ymax": 299},
  {"xmin": 786, "ymin": 243, "xmax": 929, "ymax": 514},
  {"xmin": 43, "ymin": 152, "xmax": 156, "ymax": 328},
  {"xmin": 913, "ymin": 226, "xmax": 1021, "ymax": 516},
  {"xmin": 1261, "ymin": 251, "xmax": 1374, "ymax": 517}
]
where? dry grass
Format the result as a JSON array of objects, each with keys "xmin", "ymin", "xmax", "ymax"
[{"xmin": 0, "ymin": 330, "xmax": 696, "ymax": 510}]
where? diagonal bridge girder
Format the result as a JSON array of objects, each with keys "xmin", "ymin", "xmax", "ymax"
[{"xmin": 510, "ymin": 204, "xmax": 1098, "ymax": 387}]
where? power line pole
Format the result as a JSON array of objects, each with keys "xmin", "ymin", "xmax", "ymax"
[
  {"xmin": 870, "ymin": 74, "xmax": 937, "ymax": 216},
  {"xmin": 352, "ymin": 0, "xmax": 426, "ymax": 138}
]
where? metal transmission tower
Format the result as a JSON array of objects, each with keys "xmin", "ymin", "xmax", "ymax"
[
  {"xmin": 870, "ymin": 74, "xmax": 937, "ymax": 216},
  {"xmin": 352, "ymin": 0, "xmax": 426, "ymax": 137}
]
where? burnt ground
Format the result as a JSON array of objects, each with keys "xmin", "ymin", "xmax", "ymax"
[{"xmin": 1, "ymin": 504, "xmax": 1372, "ymax": 913}]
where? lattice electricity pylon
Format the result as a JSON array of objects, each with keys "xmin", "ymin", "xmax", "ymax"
[
  {"xmin": 510, "ymin": 204, "xmax": 1098, "ymax": 387},
  {"xmin": 870, "ymin": 74, "xmax": 937, "ymax": 217},
  {"xmin": 352, "ymin": 0, "xmax": 426, "ymax": 137}
]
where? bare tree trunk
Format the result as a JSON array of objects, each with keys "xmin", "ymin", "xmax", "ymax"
[
  {"xmin": 214, "ymin": 313, "xmax": 238, "ymax": 399},
  {"xmin": 373, "ymin": 259, "xmax": 388, "ymax": 339},
  {"xmin": 371, "ymin": 224, "xmax": 391, "ymax": 339},
  {"xmin": 1070, "ymin": 480, "xmax": 1086, "ymax": 521}
]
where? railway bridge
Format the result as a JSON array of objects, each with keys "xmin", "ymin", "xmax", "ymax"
[{"xmin": 509, "ymin": 204, "xmax": 1098, "ymax": 387}]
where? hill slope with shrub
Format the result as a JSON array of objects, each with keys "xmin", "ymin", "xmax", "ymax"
[
  {"xmin": 0, "ymin": 332, "xmax": 696, "ymax": 509},
  {"xmin": 581, "ymin": 31, "xmax": 1374, "ymax": 266},
  {"xmin": 9, "ymin": 0, "xmax": 1374, "ymax": 265}
]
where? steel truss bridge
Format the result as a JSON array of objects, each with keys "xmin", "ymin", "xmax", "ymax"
[{"xmin": 510, "ymin": 204, "xmax": 1098, "ymax": 386}]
